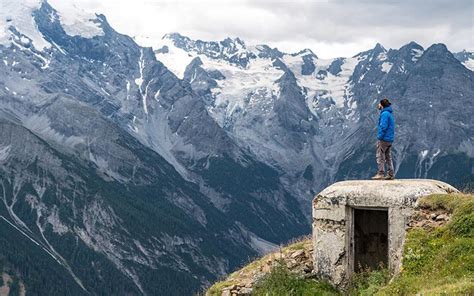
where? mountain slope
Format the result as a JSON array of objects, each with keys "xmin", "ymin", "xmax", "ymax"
[
  {"xmin": 0, "ymin": 1, "xmax": 309, "ymax": 294},
  {"xmin": 0, "ymin": 119, "xmax": 260, "ymax": 295}
]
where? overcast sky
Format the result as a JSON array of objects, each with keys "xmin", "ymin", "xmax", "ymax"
[{"xmin": 52, "ymin": 0, "xmax": 474, "ymax": 58}]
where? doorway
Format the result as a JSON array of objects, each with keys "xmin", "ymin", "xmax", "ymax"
[{"xmin": 353, "ymin": 208, "xmax": 388, "ymax": 272}]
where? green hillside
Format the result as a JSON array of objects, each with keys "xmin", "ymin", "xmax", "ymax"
[{"xmin": 207, "ymin": 193, "xmax": 474, "ymax": 295}]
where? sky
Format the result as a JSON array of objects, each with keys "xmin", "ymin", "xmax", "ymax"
[{"xmin": 49, "ymin": 0, "xmax": 473, "ymax": 59}]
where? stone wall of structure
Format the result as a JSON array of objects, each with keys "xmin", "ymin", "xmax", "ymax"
[{"xmin": 312, "ymin": 179, "xmax": 458, "ymax": 287}]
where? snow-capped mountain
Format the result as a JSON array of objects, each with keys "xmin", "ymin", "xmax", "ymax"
[
  {"xmin": 0, "ymin": 1, "xmax": 308, "ymax": 295},
  {"xmin": 0, "ymin": 0, "xmax": 472, "ymax": 295},
  {"xmin": 156, "ymin": 33, "xmax": 473, "ymax": 206}
]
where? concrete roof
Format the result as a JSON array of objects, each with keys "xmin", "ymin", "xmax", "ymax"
[{"xmin": 313, "ymin": 179, "xmax": 459, "ymax": 208}]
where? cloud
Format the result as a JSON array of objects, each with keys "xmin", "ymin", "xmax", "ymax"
[{"xmin": 48, "ymin": 0, "xmax": 473, "ymax": 58}]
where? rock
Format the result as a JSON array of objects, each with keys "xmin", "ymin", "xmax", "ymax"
[
  {"xmin": 290, "ymin": 249, "xmax": 305, "ymax": 258},
  {"xmin": 303, "ymin": 272, "xmax": 318, "ymax": 279},
  {"xmin": 436, "ymin": 214, "xmax": 448, "ymax": 221},
  {"xmin": 430, "ymin": 213, "xmax": 437, "ymax": 220},
  {"xmin": 286, "ymin": 259, "xmax": 298, "ymax": 269},
  {"xmin": 222, "ymin": 289, "xmax": 231, "ymax": 296},
  {"xmin": 239, "ymin": 287, "xmax": 253, "ymax": 295}
]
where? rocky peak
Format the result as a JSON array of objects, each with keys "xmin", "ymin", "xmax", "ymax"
[
  {"xmin": 453, "ymin": 50, "xmax": 474, "ymax": 71},
  {"xmin": 373, "ymin": 42, "xmax": 386, "ymax": 54},
  {"xmin": 162, "ymin": 33, "xmax": 255, "ymax": 67},
  {"xmin": 254, "ymin": 44, "xmax": 284, "ymax": 59},
  {"xmin": 414, "ymin": 43, "xmax": 462, "ymax": 71},
  {"xmin": 453, "ymin": 49, "xmax": 474, "ymax": 62},
  {"xmin": 354, "ymin": 42, "xmax": 386, "ymax": 60},
  {"xmin": 421, "ymin": 43, "xmax": 454, "ymax": 61},
  {"xmin": 162, "ymin": 32, "xmax": 192, "ymax": 49},
  {"xmin": 291, "ymin": 48, "xmax": 317, "ymax": 59},
  {"xmin": 395, "ymin": 41, "xmax": 424, "ymax": 62}
]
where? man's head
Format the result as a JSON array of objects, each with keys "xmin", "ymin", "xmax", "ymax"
[{"xmin": 378, "ymin": 98, "xmax": 391, "ymax": 110}]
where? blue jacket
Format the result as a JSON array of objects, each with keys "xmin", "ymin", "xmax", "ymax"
[{"xmin": 377, "ymin": 106, "xmax": 395, "ymax": 142}]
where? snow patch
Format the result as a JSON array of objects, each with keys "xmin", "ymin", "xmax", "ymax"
[
  {"xmin": 420, "ymin": 150, "xmax": 429, "ymax": 159},
  {"xmin": 48, "ymin": 0, "xmax": 104, "ymax": 38},
  {"xmin": 462, "ymin": 58, "xmax": 474, "ymax": 71},
  {"xmin": 153, "ymin": 37, "xmax": 195, "ymax": 79},
  {"xmin": 135, "ymin": 49, "xmax": 148, "ymax": 114},
  {"xmin": 381, "ymin": 62, "xmax": 392, "ymax": 73},
  {"xmin": 203, "ymin": 56, "xmax": 283, "ymax": 125},
  {"xmin": 0, "ymin": 0, "xmax": 51, "ymax": 50},
  {"xmin": 377, "ymin": 52, "xmax": 388, "ymax": 61},
  {"xmin": 289, "ymin": 56, "xmax": 359, "ymax": 111},
  {"xmin": 411, "ymin": 48, "xmax": 423, "ymax": 62}
]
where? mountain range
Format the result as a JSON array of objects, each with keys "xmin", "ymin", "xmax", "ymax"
[{"xmin": 0, "ymin": 0, "xmax": 472, "ymax": 295}]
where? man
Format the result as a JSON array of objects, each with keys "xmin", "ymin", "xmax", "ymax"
[{"xmin": 372, "ymin": 98, "xmax": 395, "ymax": 180}]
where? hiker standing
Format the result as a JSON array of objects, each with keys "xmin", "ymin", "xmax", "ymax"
[{"xmin": 372, "ymin": 98, "xmax": 395, "ymax": 180}]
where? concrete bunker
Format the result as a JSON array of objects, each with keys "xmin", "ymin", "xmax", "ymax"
[{"xmin": 312, "ymin": 179, "xmax": 458, "ymax": 287}]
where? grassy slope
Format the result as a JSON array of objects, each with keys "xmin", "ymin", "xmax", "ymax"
[
  {"xmin": 378, "ymin": 193, "xmax": 474, "ymax": 295},
  {"xmin": 206, "ymin": 193, "xmax": 474, "ymax": 295},
  {"xmin": 206, "ymin": 238, "xmax": 311, "ymax": 295}
]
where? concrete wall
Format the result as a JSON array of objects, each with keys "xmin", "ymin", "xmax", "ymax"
[{"xmin": 312, "ymin": 179, "xmax": 458, "ymax": 287}]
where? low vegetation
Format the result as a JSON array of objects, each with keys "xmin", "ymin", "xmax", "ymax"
[
  {"xmin": 206, "ymin": 236, "xmax": 313, "ymax": 295},
  {"xmin": 378, "ymin": 193, "xmax": 474, "ymax": 295},
  {"xmin": 252, "ymin": 262, "xmax": 339, "ymax": 296}
]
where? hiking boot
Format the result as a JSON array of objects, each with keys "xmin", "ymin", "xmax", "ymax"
[
  {"xmin": 371, "ymin": 174, "xmax": 385, "ymax": 180},
  {"xmin": 385, "ymin": 175, "xmax": 395, "ymax": 180}
]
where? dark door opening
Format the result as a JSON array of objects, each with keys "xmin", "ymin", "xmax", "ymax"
[{"xmin": 353, "ymin": 208, "xmax": 388, "ymax": 272}]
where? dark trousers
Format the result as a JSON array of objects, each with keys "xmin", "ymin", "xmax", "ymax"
[{"xmin": 376, "ymin": 140, "xmax": 394, "ymax": 176}]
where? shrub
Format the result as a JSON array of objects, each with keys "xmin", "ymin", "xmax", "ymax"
[
  {"xmin": 348, "ymin": 267, "xmax": 390, "ymax": 295},
  {"xmin": 253, "ymin": 261, "xmax": 339, "ymax": 296}
]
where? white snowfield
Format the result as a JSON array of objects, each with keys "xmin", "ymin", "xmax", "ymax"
[
  {"xmin": 0, "ymin": 0, "xmax": 103, "ymax": 51},
  {"xmin": 0, "ymin": 0, "xmax": 50, "ymax": 50},
  {"xmin": 205, "ymin": 56, "xmax": 283, "ymax": 126},
  {"xmin": 154, "ymin": 35, "xmax": 364, "ymax": 124},
  {"xmin": 152, "ymin": 37, "xmax": 195, "ymax": 79},
  {"xmin": 48, "ymin": 0, "xmax": 103, "ymax": 38},
  {"xmin": 463, "ymin": 58, "xmax": 474, "ymax": 71}
]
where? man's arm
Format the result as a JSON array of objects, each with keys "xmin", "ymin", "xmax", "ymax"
[{"xmin": 377, "ymin": 112, "xmax": 389, "ymax": 140}]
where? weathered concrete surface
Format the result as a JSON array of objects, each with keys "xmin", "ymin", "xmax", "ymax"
[{"xmin": 312, "ymin": 179, "xmax": 458, "ymax": 287}]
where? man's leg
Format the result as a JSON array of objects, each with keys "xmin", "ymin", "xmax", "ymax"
[
  {"xmin": 385, "ymin": 143, "xmax": 395, "ymax": 177},
  {"xmin": 376, "ymin": 140, "xmax": 386, "ymax": 175}
]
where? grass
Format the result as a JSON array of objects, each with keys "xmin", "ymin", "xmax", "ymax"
[
  {"xmin": 253, "ymin": 261, "xmax": 340, "ymax": 296},
  {"xmin": 378, "ymin": 193, "xmax": 474, "ymax": 295},
  {"xmin": 348, "ymin": 267, "xmax": 391, "ymax": 296}
]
